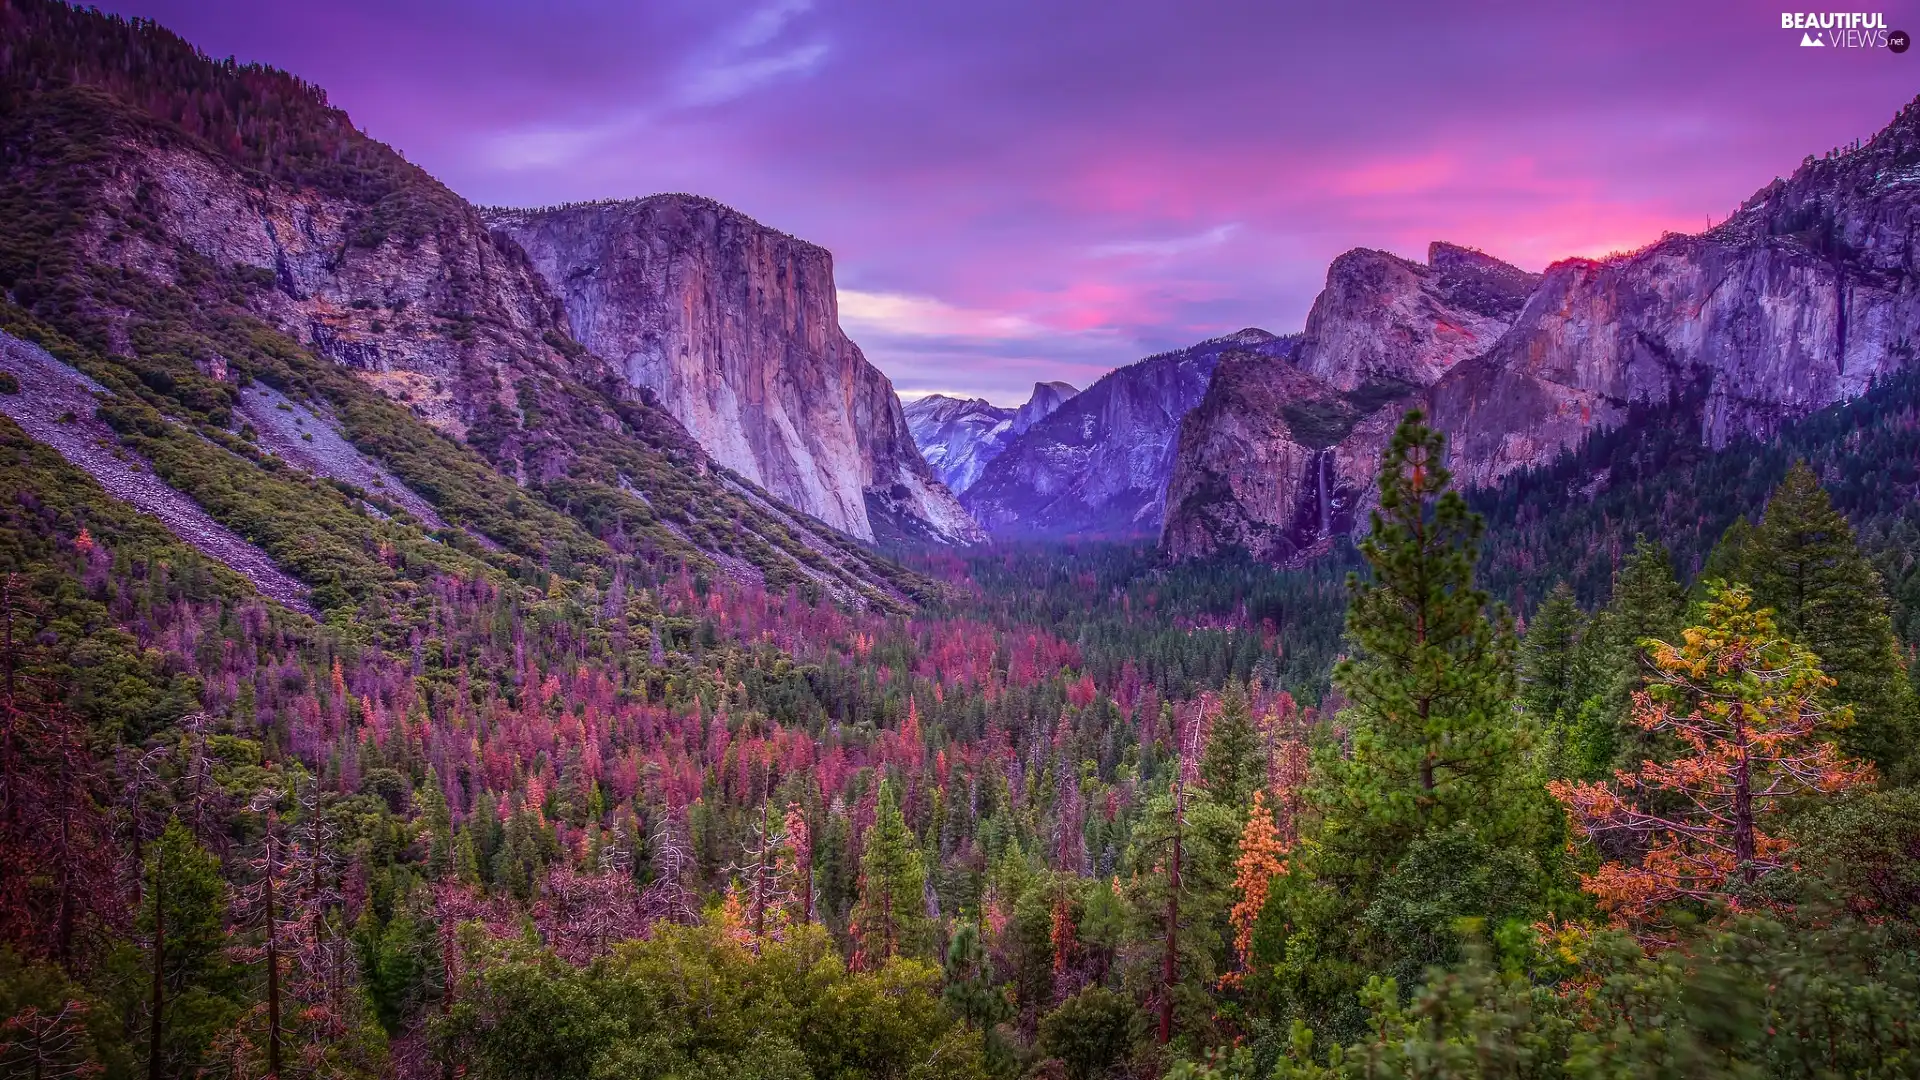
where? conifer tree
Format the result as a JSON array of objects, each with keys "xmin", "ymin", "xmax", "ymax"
[
  {"xmin": 1313, "ymin": 411, "xmax": 1531, "ymax": 874},
  {"xmin": 1566, "ymin": 536, "xmax": 1687, "ymax": 779},
  {"xmin": 1519, "ymin": 583, "xmax": 1585, "ymax": 727},
  {"xmin": 1267, "ymin": 412, "xmax": 1554, "ymax": 1042},
  {"xmin": 141, "ymin": 819, "xmax": 240, "ymax": 1080},
  {"xmin": 851, "ymin": 780, "xmax": 927, "ymax": 965},
  {"xmin": 1225, "ymin": 789, "xmax": 1287, "ymax": 978},
  {"xmin": 1199, "ymin": 684, "xmax": 1264, "ymax": 814},
  {"xmin": 421, "ymin": 782, "xmax": 454, "ymax": 881},
  {"xmin": 1552, "ymin": 584, "xmax": 1873, "ymax": 931},
  {"xmin": 1740, "ymin": 462, "xmax": 1918, "ymax": 775},
  {"xmin": 1697, "ymin": 513, "xmax": 1753, "ymax": 591},
  {"xmin": 1519, "ymin": 582, "xmax": 1586, "ymax": 773}
]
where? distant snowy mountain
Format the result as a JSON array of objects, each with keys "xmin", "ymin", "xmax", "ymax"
[
  {"xmin": 904, "ymin": 380, "xmax": 1077, "ymax": 495},
  {"xmin": 962, "ymin": 330, "xmax": 1297, "ymax": 535}
]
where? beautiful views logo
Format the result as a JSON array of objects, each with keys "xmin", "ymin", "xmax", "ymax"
[{"xmin": 1780, "ymin": 11, "xmax": 1904, "ymax": 48}]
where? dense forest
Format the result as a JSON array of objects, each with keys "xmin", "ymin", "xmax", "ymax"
[
  {"xmin": 4, "ymin": 2, "xmax": 1920, "ymax": 1079},
  {"xmin": 6, "ymin": 395, "xmax": 1919, "ymax": 1079}
]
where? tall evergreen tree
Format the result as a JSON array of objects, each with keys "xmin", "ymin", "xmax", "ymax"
[
  {"xmin": 1566, "ymin": 536, "xmax": 1687, "ymax": 779},
  {"xmin": 1741, "ymin": 462, "xmax": 1918, "ymax": 776},
  {"xmin": 1264, "ymin": 412, "xmax": 1556, "ymax": 1042},
  {"xmin": 1697, "ymin": 513, "xmax": 1753, "ymax": 593},
  {"xmin": 140, "ymin": 818, "xmax": 241, "ymax": 1080},
  {"xmin": 1199, "ymin": 683, "xmax": 1264, "ymax": 814},
  {"xmin": 1518, "ymin": 582, "xmax": 1586, "ymax": 773},
  {"xmin": 1313, "ymin": 411, "xmax": 1533, "ymax": 871},
  {"xmin": 852, "ymin": 781, "xmax": 928, "ymax": 965}
]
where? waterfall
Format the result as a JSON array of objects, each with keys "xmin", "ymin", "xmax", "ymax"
[{"xmin": 1316, "ymin": 449, "xmax": 1332, "ymax": 538}]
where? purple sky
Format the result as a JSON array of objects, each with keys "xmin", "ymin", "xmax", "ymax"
[{"xmin": 105, "ymin": 0, "xmax": 1918, "ymax": 404}]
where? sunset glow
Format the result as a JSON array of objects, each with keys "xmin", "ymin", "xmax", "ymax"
[{"xmin": 101, "ymin": 0, "xmax": 1916, "ymax": 401}]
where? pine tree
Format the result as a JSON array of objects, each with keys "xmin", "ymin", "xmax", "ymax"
[
  {"xmin": 1225, "ymin": 789, "xmax": 1287, "ymax": 978},
  {"xmin": 1551, "ymin": 584, "xmax": 1873, "ymax": 932},
  {"xmin": 140, "ymin": 818, "xmax": 241, "ymax": 1080},
  {"xmin": 851, "ymin": 780, "xmax": 927, "ymax": 965},
  {"xmin": 1313, "ymin": 411, "xmax": 1532, "ymax": 875},
  {"xmin": 1199, "ymin": 683, "xmax": 1264, "ymax": 814},
  {"xmin": 1567, "ymin": 536, "xmax": 1687, "ymax": 779},
  {"xmin": 1697, "ymin": 513, "xmax": 1753, "ymax": 592},
  {"xmin": 1741, "ymin": 462, "xmax": 1918, "ymax": 776},
  {"xmin": 1267, "ymin": 412, "xmax": 1554, "ymax": 1043},
  {"xmin": 942, "ymin": 922, "xmax": 1013, "ymax": 1069},
  {"xmin": 422, "ymin": 781, "xmax": 453, "ymax": 881},
  {"xmin": 453, "ymin": 827, "xmax": 482, "ymax": 888},
  {"xmin": 1518, "ymin": 582, "xmax": 1586, "ymax": 773}
]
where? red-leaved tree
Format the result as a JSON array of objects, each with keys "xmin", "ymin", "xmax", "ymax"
[{"xmin": 1549, "ymin": 585, "xmax": 1873, "ymax": 932}]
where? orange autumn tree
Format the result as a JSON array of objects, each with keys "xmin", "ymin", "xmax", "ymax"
[
  {"xmin": 1549, "ymin": 584, "xmax": 1872, "ymax": 928},
  {"xmin": 1224, "ymin": 789, "xmax": 1289, "ymax": 982}
]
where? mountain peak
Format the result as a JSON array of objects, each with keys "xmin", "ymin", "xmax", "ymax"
[{"xmin": 487, "ymin": 197, "xmax": 982, "ymax": 544}]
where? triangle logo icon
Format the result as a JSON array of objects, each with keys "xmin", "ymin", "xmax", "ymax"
[{"xmin": 1801, "ymin": 31, "xmax": 1825, "ymax": 45}]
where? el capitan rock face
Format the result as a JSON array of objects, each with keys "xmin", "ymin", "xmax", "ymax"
[
  {"xmin": 1163, "ymin": 244, "xmax": 1536, "ymax": 562},
  {"xmin": 0, "ymin": 25, "xmax": 929, "ymax": 606},
  {"xmin": 1166, "ymin": 95, "xmax": 1920, "ymax": 564},
  {"xmin": 486, "ymin": 196, "xmax": 983, "ymax": 545},
  {"xmin": 965, "ymin": 329, "xmax": 1295, "ymax": 536},
  {"xmin": 904, "ymin": 380, "xmax": 1078, "ymax": 495}
]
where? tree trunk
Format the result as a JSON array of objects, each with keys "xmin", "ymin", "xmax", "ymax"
[
  {"xmin": 54, "ymin": 750, "xmax": 75, "ymax": 972},
  {"xmin": 147, "ymin": 844, "xmax": 165, "ymax": 1080},
  {"xmin": 752, "ymin": 800, "xmax": 769, "ymax": 945},
  {"xmin": 1733, "ymin": 708, "xmax": 1756, "ymax": 881},
  {"xmin": 1158, "ymin": 778, "xmax": 1183, "ymax": 1045},
  {"xmin": 265, "ymin": 819, "xmax": 282, "ymax": 1080}
]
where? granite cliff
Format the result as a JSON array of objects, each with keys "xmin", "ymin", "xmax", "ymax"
[
  {"xmin": 485, "ymin": 197, "xmax": 983, "ymax": 545},
  {"xmin": 0, "ymin": 0, "xmax": 932, "ymax": 609},
  {"xmin": 1165, "ymin": 96, "xmax": 1920, "ymax": 564},
  {"xmin": 1430, "ymin": 100, "xmax": 1920, "ymax": 488},
  {"xmin": 1163, "ymin": 244, "xmax": 1536, "ymax": 562}
]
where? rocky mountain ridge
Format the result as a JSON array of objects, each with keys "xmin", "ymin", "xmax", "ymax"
[
  {"xmin": 0, "ymin": 1, "xmax": 932, "ymax": 611},
  {"xmin": 903, "ymin": 379, "xmax": 1078, "ymax": 495},
  {"xmin": 1164, "ymin": 95, "xmax": 1920, "ymax": 564},
  {"xmin": 964, "ymin": 329, "xmax": 1297, "ymax": 536},
  {"xmin": 1163, "ymin": 244, "xmax": 1536, "ymax": 562},
  {"xmin": 485, "ymin": 197, "xmax": 982, "ymax": 545}
]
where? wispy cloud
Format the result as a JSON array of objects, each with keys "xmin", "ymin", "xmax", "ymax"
[
  {"xmin": 679, "ymin": 0, "xmax": 830, "ymax": 107},
  {"xmin": 478, "ymin": 0, "xmax": 829, "ymax": 171},
  {"xmin": 1087, "ymin": 223, "xmax": 1240, "ymax": 258},
  {"xmin": 838, "ymin": 289, "xmax": 1045, "ymax": 340}
]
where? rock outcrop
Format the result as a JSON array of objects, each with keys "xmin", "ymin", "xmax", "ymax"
[
  {"xmin": 1295, "ymin": 242, "xmax": 1538, "ymax": 393},
  {"xmin": 966, "ymin": 329, "xmax": 1294, "ymax": 535},
  {"xmin": 0, "ymin": 32, "xmax": 932, "ymax": 606},
  {"xmin": 1163, "ymin": 245, "xmax": 1536, "ymax": 562},
  {"xmin": 1165, "ymin": 95, "xmax": 1920, "ymax": 564},
  {"xmin": 486, "ymin": 197, "xmax": 983, "ymax": 545},
  {"xmin": 1429, "ymin": 103, "xmax": 1920, "ymax": 487},
  {"xmin": 904, "ymin": 395, "xmax": 1012, "ymax": 494},
  {"xmin": 1162, "ymin": 356, "xmax": 1398, "ymax": 564},
  {"xmin": 1011, "ymin": 380, "xmax": 1079, "ymax": 436},
  {"xmin": 904, "ymin": 380, "xmax": 1078, "ymax": 495}
]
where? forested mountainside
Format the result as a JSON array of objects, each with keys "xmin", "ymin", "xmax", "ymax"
[
  {"xmin": 1166, "ymin": 98, "xmax": 1920, "ymax": 565},
  {"xmin": 0, "ymin": 0, "xmax": 927, "ymax": 612},
  {"xmin": 485, "ymin": 198, "xmax": 983, "ymax": 546},
  {"xmin": 4, "ymin": 4, "xmax": 1920, "ymax": 1080}
]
